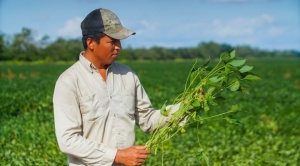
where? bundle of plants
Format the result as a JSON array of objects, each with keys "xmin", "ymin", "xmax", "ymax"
[{"xmin": 146, "ymin": 49, "xmax": 260, "ymax": 153}]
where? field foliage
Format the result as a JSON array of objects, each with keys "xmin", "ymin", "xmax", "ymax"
[{"xmin": 0, "ymin": 58, "xmax": 299, "ymax": 165}]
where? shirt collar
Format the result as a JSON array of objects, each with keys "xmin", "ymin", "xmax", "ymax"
[
  {"xmin": 79, "ymin": 51, "xmax": 113, "ymax": 73},
  {"xmin": 79, "ymin": 51, "xmax": 95, "ymax": 73}
]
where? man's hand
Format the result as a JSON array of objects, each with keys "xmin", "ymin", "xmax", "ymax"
[{"xmin": 114, "ymin": 146, "xmax": 151, "ymax": 166}]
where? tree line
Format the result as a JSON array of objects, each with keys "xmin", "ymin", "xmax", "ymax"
[{"xmin": 0, "ymin": 28, "xmax": 299, "ymax": 62}]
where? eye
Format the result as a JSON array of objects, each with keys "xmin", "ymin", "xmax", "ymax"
[
  {"xmin": 107, "ymin": 39, "xmax": 120, "ymax": 46},
  {"xmin": 110, "ymin": 40, "xmax": 119, "ymax": 45}
]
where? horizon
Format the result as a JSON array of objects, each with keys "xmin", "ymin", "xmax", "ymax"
[{"xmin": 1, "ymin": 0, "xmax": 299, "ymax": 51}]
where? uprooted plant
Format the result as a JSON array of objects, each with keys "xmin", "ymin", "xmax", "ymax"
[{"xmin": 145, "ymin": 49, "xmax": 260, "ymax": 163}]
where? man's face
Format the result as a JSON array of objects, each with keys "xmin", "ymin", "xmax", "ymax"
[{"xmin": 93, "ymin": 35, "xmax": 122, "ymax": 67}]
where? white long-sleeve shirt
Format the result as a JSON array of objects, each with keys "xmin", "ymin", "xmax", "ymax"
[{"xmin": 53, "ymin": 52, "xmax": 178, "ymax": 166}]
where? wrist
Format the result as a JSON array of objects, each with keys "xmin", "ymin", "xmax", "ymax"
[{"xmin": 114, "ymin": 149, "xmax": 122, "ymax": 164}]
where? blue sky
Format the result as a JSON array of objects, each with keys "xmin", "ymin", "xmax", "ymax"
[{"xmin": 0, "ymin": 0, "xmax": 299, "ymax": 51}]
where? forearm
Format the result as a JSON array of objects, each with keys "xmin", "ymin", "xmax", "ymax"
[
  {"xmin": 56, "ymin": 131, "xmax": 117, "ymax": 165},
  {"xmin": 136, "ymin": 103, "xmax": 181, "ymax": 134}
]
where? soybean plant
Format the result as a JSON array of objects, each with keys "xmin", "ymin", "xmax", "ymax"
[{"xmin": 146, "ymin": 49, "xmax": 260, "ymax": 162}]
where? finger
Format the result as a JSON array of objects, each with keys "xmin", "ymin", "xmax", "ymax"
[
  {"xmin": 137, "ymin": 154, "xmax": 149, "ymax": 159},
  {"xmin": 134, "ymin": 146, "xmax": 147, "ymax": 150},
  {"xmin": 136, "ymin": 158, "xmax": 147, "ymax": 165},
  {"xmin": 136, "ymin": 161, "xmax": 143, "ymax": 166},
  {"xmin": 137, "ymin": 158, "xmax": 146, "ymax": 162},
  {"xmin": 139, "ymin": 150, "xmax": 151, "ymax": 155}
]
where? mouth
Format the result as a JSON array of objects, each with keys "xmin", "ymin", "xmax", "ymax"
[
  {"xmin": 111, "ymin": 53, "xmax": 118, "ymax": 59},
  {"xmin": 112, "ymin": 51, "xmax": 119, "ymax": 58}
]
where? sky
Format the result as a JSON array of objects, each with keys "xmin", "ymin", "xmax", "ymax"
[{"xmin": 0, "ymin": 0, "xmax": 299, "ymax": 51}]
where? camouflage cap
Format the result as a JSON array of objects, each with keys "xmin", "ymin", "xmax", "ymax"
[{"xmin": 81, "ymin": 8, "xmax": 135, "ymax": 40}]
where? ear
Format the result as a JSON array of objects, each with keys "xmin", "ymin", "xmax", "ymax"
[{"xmin": 86, "ymin": 38, "xmax": 95, "ymax": 50}]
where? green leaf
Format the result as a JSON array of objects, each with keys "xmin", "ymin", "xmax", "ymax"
[
  {"xmin": 206, "ymin": 95, "xmax": 215, "ymax": 103},
  {"xmin": 204, "ymin": 104, "xmax": 210, "ymax": 111},
  {"xmin": 240, "ymin": 85, "xmax": 250, "ymax": 94},
  {"xmin": 209, "ymin": 76, "xmax": 223, "ymax": 83},
  {"xmin": 193, "ymin": 112, "xmax": 197, "ymax": 119},
  {"xmin": 206, "ymin": 87, "xmax": 215, "ymax": 94},
  {"xmin": 197, "ymin": 149, "xmax": 210, "ymax": 165},
  {"xmin": 180, "ymin": 127, "xmax": 186, "ymax": 133},
  {"xmin": 160, "ymin": 101, "xmax": 169, "ymax": 116},
  {"xmin": 229, "ymin": 49, "xmax": 236, "ymax": 59},
  {"xmin": 239, "ymin": 65, "xmax": 253, "ymax": 73},
  {"xmin": 225, "ymin": 116, "xmax": 242, "ymax": 125},
  {"xmin": 227, "ymin": 77, "xmax": 238, "ymax": 84},
  {"xmin": 225, "ymin": 64, "xmax": 239, "ymax": 72},
  {"xmin": 230, "ymin": 104, "xmax": 239, "ymax": 112},
  {"xmin": 189, "ymin": 70, "xmax": 197, "ymax": 81},
  {"xmin": 192, "ymin": 100, "xmax": 201, "ymax": 107},
  {"xmin": 229, "ymin": 59, "xmax": 246, "ymax": 67},
  {"xmin": 201, "ymin": 58, "xmax": 210, "ymax": 68},
  {"xmin": 229, "ymin": 80, "xmax": 240, "ymax": 91},
  {"xmin": 243, "ymin": 74, "xmax": 261, "ymax": 81},
  {"xmin": 220, "ymin": 52, "xmax": 231, "ymax": 61}
]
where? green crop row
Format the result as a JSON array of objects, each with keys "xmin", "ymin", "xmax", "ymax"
[{"xmin": 0, "ymin": 58, "xmax": 299, "ymax": 165}]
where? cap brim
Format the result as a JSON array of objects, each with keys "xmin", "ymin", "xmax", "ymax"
[{"xmin": 104, "ymin": 26, "xmax": 135, "ymax": 40}]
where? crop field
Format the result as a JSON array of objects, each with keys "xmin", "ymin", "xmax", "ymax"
[{"xmin": 0, "ymin": 58, "xmax": 299, "ymax": 165}]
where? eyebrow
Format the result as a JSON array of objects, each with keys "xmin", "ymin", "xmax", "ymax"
[
  {"xmin": 107, "ymin": 36, "xmax": 119, "ymax": 41},
  {"xmin": 109, "ymin": 39, "xmax": 119, "ymax": 43}
]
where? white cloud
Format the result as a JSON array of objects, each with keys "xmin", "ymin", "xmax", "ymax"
[
  {"xmin": 260, "ymin": 14, "xmax": 275, "ymax": 23},
  {"xmin": 207, "ymin": 14, "xmax": 279, "ymax": 37},
  {"xmin": 141, "ymin": 20, "xmax": 156, "ymax": 30},
  {"xmin": 56, "ymin": 17, "xmax": 82, "ymax": 38},
  {"xmin": 160, "ymin": 14, "xmax": 277, "ymax": 39},
  {"xmin": 134, "ymin": 20, "xmax": 157, "ymax": 37},
  {"xmin": 142, "ymin": 13, "xmax": 286, "ymax": 49},
  {"xmin": 134, "ymin": 20, "xmax": 159, "ymax": 38},
  {"xmin": 267, "ymin": 26, "xmax": 284, "ymax": 36},
  {"xmin": 196, "ymin": 14, "xmax": 288, "ymax": 49}
]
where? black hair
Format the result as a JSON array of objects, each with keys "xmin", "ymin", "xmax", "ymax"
[{"xmin": 82, "ymin": 33, "xmax": 106, "ymax": 49}]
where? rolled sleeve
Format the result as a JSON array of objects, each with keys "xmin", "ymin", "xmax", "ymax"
[{"xmin": 134, "ymin": 75, "xmax": 181, "ymax": 133}]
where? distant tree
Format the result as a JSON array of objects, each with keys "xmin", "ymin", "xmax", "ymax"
[
  {"xmin": 149, "ymin": 46, "xmax": 174, "ymax": 60},
  {"xmin": 0, "ymin": 33, "xmax": 4, "ymax": 59},
  {"xmin": 236, "ymin": 45, "xmax": 261, "ymax": 57},
  {"xmin": 1, "ymin": 28, "xmax": 299, "ymax": 62},
  {"xmin": 41, "ymin": 37, "xmax": 82, "ymax": 61},
  {"xmin": 119, "ymin": 47, "xmax": 138, "ymax": 61},
  {"xmin": 38, "ymin": 35, "xmax": 50, "ymax": 49},
  {"xmin": 5, "ymin": 27, "xmax": 40, "ymax": 61},
  {"xmin": 196, "ymin": 41, "xmax": 233, "ymax": 59}
]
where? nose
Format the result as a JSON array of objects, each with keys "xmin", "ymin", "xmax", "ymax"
[{"xmin": 115, "ymin": 40, "xmax": 122, "ymax": 50}]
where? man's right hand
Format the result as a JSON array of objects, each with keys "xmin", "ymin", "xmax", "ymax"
[{"xmin": 114, "ymin": 146, "xmax": 151, "ymax": 166}]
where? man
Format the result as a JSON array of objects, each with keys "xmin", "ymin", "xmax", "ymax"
[{"xmin": 53, "ymin": 8, "xmax": 179, "ymax": 166}]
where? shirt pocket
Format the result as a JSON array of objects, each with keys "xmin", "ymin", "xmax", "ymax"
[
  {"xmin": 79, "ymin": 93, "xmax": 106, "ymax": 122},
  {"xmin": 121, "ymin": 93, "xmax": 136, "ymax": 120},
  {"xmin": 112, "ymin": 91, "xmax": 135, "ymax": 120}
]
